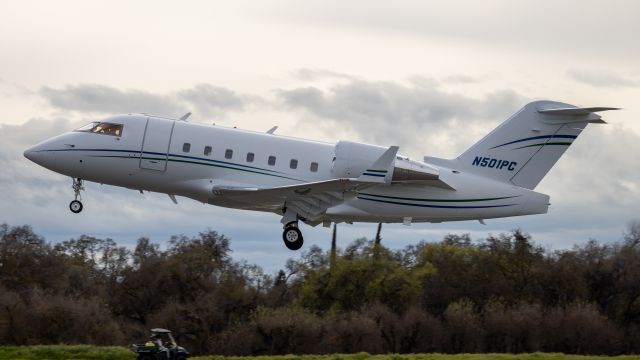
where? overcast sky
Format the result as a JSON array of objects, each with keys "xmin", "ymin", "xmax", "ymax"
[{"xmin": 1, "ymin": 0, "xmax": 639, "ymax": 272}]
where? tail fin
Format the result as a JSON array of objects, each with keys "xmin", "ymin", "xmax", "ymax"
[{"xmin": 454, "ymin": 100, "xmax": 618, "ymax": 189}]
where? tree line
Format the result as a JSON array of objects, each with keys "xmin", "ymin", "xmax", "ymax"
[{"xmin": 0, "ymin": 221, "xmax": 639, "ymax": 355}]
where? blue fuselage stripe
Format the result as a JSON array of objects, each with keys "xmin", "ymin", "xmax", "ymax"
[{"xmin": 491, "ymin": 134, "xmax": 577, "ymax": 149}]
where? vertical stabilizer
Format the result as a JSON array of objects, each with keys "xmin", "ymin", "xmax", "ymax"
[{"xmin": 455, "ymin": 100, "xmax": 617, "ymax": 189}]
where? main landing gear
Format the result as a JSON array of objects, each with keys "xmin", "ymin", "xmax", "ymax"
[
  {"xmin": 282, "ymin": 221, "xmax": 304, "ymax": 251},
  {"xmin": 69, "ymin": 178, "xmax": 84, "ymax": 214}
]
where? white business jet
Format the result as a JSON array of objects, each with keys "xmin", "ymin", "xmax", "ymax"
[{"xmin": 24, "ymin": 100, "xmax": 617, "ymax": 250}]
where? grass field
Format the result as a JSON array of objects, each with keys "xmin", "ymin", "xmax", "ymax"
[
  {"xmin": 192, "ymin": 354, "xmax": 640, "ymax": 360},
  {"xmin": 0, "ymin": 346, "xmax": 639, "ymax": 360}
]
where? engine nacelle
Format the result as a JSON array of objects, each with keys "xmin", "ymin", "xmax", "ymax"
[
  {"xmin": 331, "ymin": 140, "xmax": 440, "ymax": 181},
  {"xmin": 331, "ymin": 140, "xmax": 387, "ymax": 178}
]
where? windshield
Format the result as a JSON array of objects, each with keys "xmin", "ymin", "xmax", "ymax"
[{"xmin": 75, "ymin": 122, "xmax": 123, "ymax": 136}]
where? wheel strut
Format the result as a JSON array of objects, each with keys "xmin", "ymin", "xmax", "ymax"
[{"xmin": 69, "ymin": 178, "xmax": 84, "ymax": 213}]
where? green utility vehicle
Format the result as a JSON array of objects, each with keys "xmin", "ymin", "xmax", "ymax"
[{"xmin": 131, "ymin": 328, "xmax": 189, "ymax": 360}]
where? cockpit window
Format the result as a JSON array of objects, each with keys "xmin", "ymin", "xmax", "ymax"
[{"xmin": 75, "ymin": 122, "xmax": 123, "ymax": 137}]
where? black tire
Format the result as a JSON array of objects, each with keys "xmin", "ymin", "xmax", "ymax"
[
  {"xmin": 69, "ymin": 200, "xmax": 83, "ymax": 213},
  {"xmin": 137, "ymin": 355, "xmax": 154, "ymax": 360},
  {"xmin": 282, "ymin": 226, "xmax": 304, "ymax": 250}
]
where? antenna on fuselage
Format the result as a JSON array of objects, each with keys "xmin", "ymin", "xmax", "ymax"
[
  {"xmin": 266, "ymin": 126, "xmax": 278, "ymax": 134},
  {"xmin": 179, "ymin": 112, "xmax": 191, "ymax": 121}
]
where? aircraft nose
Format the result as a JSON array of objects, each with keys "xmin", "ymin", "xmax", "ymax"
[
  {"xmin": 24, "ymin": 147, "xmax": 36, "ymax": 161},
  {"xmin": 23, "ymin": 144, "xmax": 47, "ymax": 165}
]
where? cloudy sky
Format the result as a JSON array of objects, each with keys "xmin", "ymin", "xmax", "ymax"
[{"xmin": 1, "ymin": 0, "xmax": 639, "ymax": 271}]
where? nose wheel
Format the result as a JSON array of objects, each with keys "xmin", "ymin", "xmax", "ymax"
[
  {"xmin": 282, "ymin": 222, "xmax": 304, "ymax": 251},
  {"xmin": 69, "ymin": 200, "xmax": 83, "ymax": 213},
  {"xmin": 69, "ymin": 178, "xmax": 84, "ymax": 214}
]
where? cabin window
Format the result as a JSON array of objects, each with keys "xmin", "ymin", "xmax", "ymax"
[
  {"xmin": 310, "ymin": 162, "xmax": 319, "ymax": 172},
  {"xmin": 182, "ymin": 143, "xmax": 191, "ymax": 153},
  {"xmin": 225, "ymin": 149, "xmax": 233, "ymax": 159},
  {"xmin": 268, "ymin": 156, "xmax": 276, "ymax": 166},
  {"xmin": 246, "ymin": 152, "xmax": 254, "ymax": 162},
  {"xmin": 75, "ymin": 122, "xmax": 123, "ymax": 137},
  {"xmin": 290, "ymin": 159, "xmax": 298, "ymax": 169},
  {"xmin": 204, "ymin": 146, "xmax": 212, "ymax": 156}
]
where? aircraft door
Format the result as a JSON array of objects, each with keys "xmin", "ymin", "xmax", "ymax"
[{"xmin": 140, "ymin": 117, "xmax": 175, "ymax": 171}]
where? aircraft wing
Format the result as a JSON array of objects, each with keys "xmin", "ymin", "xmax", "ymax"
[
  {"xmin": 213, "ymin": 178, "xmax": 373, "ymax": 223},
  {"xmin": 213, "ymin": 146, "xmax": 401, "ymax": 223}
]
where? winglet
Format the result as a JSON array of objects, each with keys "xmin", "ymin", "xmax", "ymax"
[
  {"xmin": 179, "ymin": 112, "xmax": 192, "ymax": 121},
  {"xmin": 357, "ymin": 146, "xmax": 399, "ymax": 184}
]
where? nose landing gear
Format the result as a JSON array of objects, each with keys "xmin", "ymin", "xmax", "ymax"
[
  {"xmin": 282, "ymin": 221, "xmax": 304, "ymax": 251},
  {"xmin": 69, "ymin": 178, "xmax": 84, "ymax": 214}
]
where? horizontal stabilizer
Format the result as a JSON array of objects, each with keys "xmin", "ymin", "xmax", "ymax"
[{"xmin": 538, "ymin": 107, "xmax": 620, "ymax": 116}]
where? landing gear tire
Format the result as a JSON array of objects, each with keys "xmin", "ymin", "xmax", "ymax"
[
  {"xmin": 69, "ymin": 200, "xmax": 83, "ymax": 213},
  {"xmin": 282, "ymin": 226, "xmax": 303, "ymax": 251}
]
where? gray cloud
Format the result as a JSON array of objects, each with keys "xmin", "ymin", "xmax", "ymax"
[
  {"xmin": 293, "ymin": 68, "xmax": 357, "ymax": 81},
  {"xmin": 278, "ymin": 79, "xmax": 523, "ymax": 157},
  {"xmin": 40, "ymin": 85, "xmax": 181, "ymax": 115},
  {"xmin": 177, "ymin": 84, "xmax": 246, "ymax": 116},
  {"xmin": 441, "ymin": 74, "xmax": 477, "ymax": 84},
  {"xmin": 39, "ymin": 84, "xmax": 252, "ymax": 118},
  {"xmin": 533, "ymin": 123, "xmax": 640, "ymax": 234},
  {"xmin": 567, "ymin": 69, "xmax": 639, "ymax": 88},
  {"xmin": 3, "ymin": 117, "xmax": 445, "ymax": 272},
  {"xmin": 4, "ymin": 78, "xmax": 639, "ymax": 272},
  {"xmin": 276, "ymin": 77, "xmax": 639, "ymax": 247}
]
